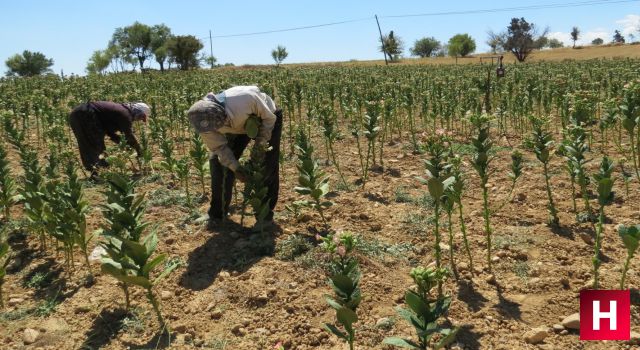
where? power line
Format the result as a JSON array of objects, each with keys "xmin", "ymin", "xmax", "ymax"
[
  {"xmin": 200, "ymin": 0, "xmax": 638, "ymax": 41},
  {"xmin": 381, "ymin": 0, "xmax": 639, "ymax": 18},
  {"xmin": 201, "ymin": 17, "xmax": 372, "ymax": 40}
]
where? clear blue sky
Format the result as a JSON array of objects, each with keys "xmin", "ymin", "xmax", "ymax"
[{"xmin": 0, "ymin": 0, "xmax": 638, "ymax": 75}]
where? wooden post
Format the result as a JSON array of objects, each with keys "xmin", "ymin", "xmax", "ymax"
[
  {"xmin": 375, "ymin": 15, "xmax": 388, "ymax": 65},
  {"xmin": 209, "ymin": 30, "xmax": 214, "ymax": 69}
]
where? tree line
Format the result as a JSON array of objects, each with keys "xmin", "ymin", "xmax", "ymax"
[
  {"xmin": 3, "ymin": 18, "xmax": 637, "ymax": 77},
  {"xmin": 381, "ymin": 17, "xmax": 634, "ymax": 63}
]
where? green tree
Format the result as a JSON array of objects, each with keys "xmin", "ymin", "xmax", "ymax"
[
  {"xmin": 5, "ymin": 50, "xmax": 53, "ymax": 77},
  {"xmin": 571, "ymin": 27, "xmax": 580, "ymax": 48},
  {"xmin": 167, "ymin": 35, "xmax": 203, "ymax": 70},
  {"xmin": 86, "ymin": 50, "xmax": 111, "ymax": 74},
  {"xmin": 591, "ymin": 38, "xmax": 604, "ymax": 45},
  {"xmin": 110, "ymin": 22, "xmax": 153, "ymax": 70},
  {"xmin": 271, "ymin": 45, "xmax": 289, "ymax": 66},
  {"xmin": 448, "ymin": 34, "xmax": 476, "ymax": 57},
  {"xmin": 548, "ymin": 38, "xmax": 564, "ymax": 48},
  {"xmin": 380, "ymin": 31, "xmax": 404, "ymax": 62},
  {"xmin": 410, "ymin": 37, "xmax": 441, "ymax": 58},
  {"xmin": 150, "ymin": 24, "xmax": 172, "ymax": 71},
  {"xmin": 503, "ymin": 18, "xmax": 549, "ymax": 62},
  {"xmin": 613, "ymin": 30, "xmax": 625, "ymax": 43}
]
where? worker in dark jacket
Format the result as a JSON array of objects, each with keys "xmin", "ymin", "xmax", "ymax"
[{"xmin": 68, "ymin": 101, "xmax": 150, "ymax": 174}]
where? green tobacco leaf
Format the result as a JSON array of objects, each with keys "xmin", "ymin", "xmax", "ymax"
[
  {"xmin": 245, "ymin": 116, "xmax": 260, "ymax": 138},
  {"xmin": 383, "ymin": 337, "xmax": 421, "ymax": 349},
  {"xmin": 121, "ymin": 239, "xmax": 148, "ymax": 267},
  {"xmin": 143, "ymin": 232, "xmax": 158, "ymax": 256},
  {"xmin": 405, "ymin": 290, "xmax": 429, "ymax": 319},
  {"xmin": 619, "ymin": 225, "xmax": 640, "ymax": 256},
  {"xmin": 142, "ymin": 254, "xmax": 166, "ymax": 276},
  {"xmin": 153, "ymin": 260, "xmax": 178, "ymax": 285},
  {"xmin": 325, "ymin": 296, "xmax": 343, "ymax": 310},
  {"xmin": 323, "ymin": 324, "xmax": 348, "ymax": 340},
  {"xmin": 0, "ymin": 242, "xmax": 8, "ymax": 258},
  {"xmin": 427, "ymin": 178, "xmax": 444, "ymax": 198},
  {"xmin": 434, "ymin": 327, "xmax": 460, "ymax": 350},
  {"xmin": 331, "ymin": 274, "xmax": 355, "ymax": 295},
  {"xmin": 101, "ymin": 263, "xmax": 152, "ymax": 288},
  {"xmin": 336, "ymin": 307, "xmax": 358, "ymax": 328}
]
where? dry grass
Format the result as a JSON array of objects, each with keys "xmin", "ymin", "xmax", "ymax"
[{"xmin": 269, "ymin": 43, "xmax": 640, "ymax": 69}]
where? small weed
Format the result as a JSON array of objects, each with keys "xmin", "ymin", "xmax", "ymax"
[
  {"xmin": 24, "ymin": 271, "xmax": 54, "ymax": 289},
  {"xmin": 295, "ymin": 246, "xmax": 331, "ymax": 271},
  {"xmin": 148, "ymin": 187, "xmax": 191, "ymax": 207},
  {"xmin": 34, "ymin": 291, "xmax": 61, "ymax": 317},
  {"xmin": 207, "ymin": 336, "xmax": 232, "ymax": 349},
  {"xmin": 512, "ymin": 261, "xmax": 530, "ymax": 280},
  {"xmin": 275, "ymin": 234, "xmax": 313, "ymax": 261},
  {"xmin": 0, "ymin": 307, "xmax": 31, "ymax": 321},
  {"xmin": 402, "ymin": 213, "xmax": 436, "ymax": 235},
  {"xmin": 355, "ymin": 236, "xmax": 414, "ymax": 261},
  {"xmin": 121, "ymin": 307, "xmax": 146, "ymax": 334},
  {"xmin": 492, "ymin": 234, "xmax": 531, "ymax": 250},
  {"xmin": 394, "ymin": 186, "xmax": 412, "ymax": 203}
]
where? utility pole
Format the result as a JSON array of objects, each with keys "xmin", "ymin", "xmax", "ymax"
[
  {"xmin": 209, "ymin": 29, "xmax": 214, "ymax": 69},
  {"xmin": 375, "ymin": 15, "xmax": 388, "ymax": 66}
]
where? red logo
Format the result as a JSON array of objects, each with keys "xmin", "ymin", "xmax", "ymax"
[{"xmin": 580, "ymin": 290, "xmax": 630, "ymax": 340}]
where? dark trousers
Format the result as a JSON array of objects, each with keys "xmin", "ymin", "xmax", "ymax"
[
  {"xmin": 68, "ymin": 104, "xmax": 108, "ymax": 172},
  {"xmin": 209, "ymin": 110, "xmax": 283, "ymax": 221}
]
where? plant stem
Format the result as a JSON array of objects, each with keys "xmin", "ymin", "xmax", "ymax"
[
  {"xmin": 328, "ymin": 141, "xmax": 347, "ymax": 188},
  {"xmin": 147, "ymin": 288, "xmax": 166, "ymax": 329},
  {"xmin": 123, "ymin": 284, "xmax": 130, "ymax": 311},
  {"xmin": 447, "ymin": 210, "xmax": 458, "ymax": 280},
  {"xmin": 481, "ymin": 179, "xmax": 492, "ymax": 272},
  {"xmin": 434, "ymin": 201, "xmax": 442, "ymax": 297},
  {"xmin": 620, "ymin": 254, "xmax": 632, "ymax": 289},
  {"xmin": 457, "ymin": 202, "xmax": 474, "ymax": 274},
  {"xmin": 593, "ymin": 206, "xmax": 604, "ymax": 289},
  {"xmin": 543, "ymin": 162, "xmax": 559, "ymax": 225}
]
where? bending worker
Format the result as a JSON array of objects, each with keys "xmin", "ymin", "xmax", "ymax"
[
  {"xmin": 187, "ymin": 86, "xmax": 282, "ymax": 231},
  {"xmin": 69, "ymin": 101, "xmax": 150, "ymax": 175}
]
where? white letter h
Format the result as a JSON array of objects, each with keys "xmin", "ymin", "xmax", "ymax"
[{"xmin": 593, "ymin": 300, "xmax": 617, "ymax": 331}]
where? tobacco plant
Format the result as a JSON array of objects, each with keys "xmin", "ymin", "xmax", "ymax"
[
  {"xmin": 619, "ymin": 81, "xmax": 640, "ymax": 180},
  {"xmin": 384, "ymin": 266, "xmax": 458, "ymax": 350},
  {"xmin": 294, "ymin": 128, "xmax": 332, "ymax": 229},
  {"xmin": 320, "ymin": 232, "xmax": 360, "ymax": 350},
  {"xmin": 0, "ymin": 143, "xmax": 18, "ymax": 221},
  {"xmin": 190, "ymin": 133, "xmax": 209, "ymax": 196},
  {"xmin": 319, "ymin": 104, "xmax": 348, "ymax": 188},
  {"xmin": 362, "ymin": 101, "xmax": 381, "ymax": 187},
  {"xmin": 592, "ymin": 156, "xmax": 615, "ymax": 289},
  {"xmin": 469, "ymin": 114, "xmax": 494, "ymax": 271},
  {"xmin": 526, "ymin": 117, "xmax": 560, "ymax": 226},
  {"xmin": 417, "ymin": 138, "xmax": 453, "ymax": 296},
  {"xmin": 618, "ymin": 224, "xmax": 639, "ymax": 289},
  {"xmin": 100, "ymin": 173, "xmax": 177, "ymax": 329},
  {"xmin": 175, "ymin": 157, "xmax": 191, "ymax": 205},
  {"xmin": 0, "ymin": 229, "xmax": 10, "ymax": 309},
  {"xmin": 447, "ymin": 155, "xmax": 474, "ymax": 274},
  {"xmin": 241, "ymin": 144, "xmax": 271, "ymax": 232},
  {"xmin": 561, "ymin": 124, "xmax": 592, "ymax": 221}
]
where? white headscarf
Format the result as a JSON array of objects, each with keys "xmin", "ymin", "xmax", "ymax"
[{"xmin": 131, "ymin": 102, "xmax": 151, "ymax": 121}]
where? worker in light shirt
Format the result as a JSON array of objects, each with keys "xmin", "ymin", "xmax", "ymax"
[{"xmin": 187, "ymin": 86, "xmax": 282, "ymax": 231}]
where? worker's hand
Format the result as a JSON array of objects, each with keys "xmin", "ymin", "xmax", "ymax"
[{"xmin": 234, "ymin": 168, "xmax": 249, "ymax": 183}]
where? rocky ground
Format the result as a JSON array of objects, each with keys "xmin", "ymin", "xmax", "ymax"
[{"xmin": 1, "ymin": 129, "xmax": 640, "ymax": 349}]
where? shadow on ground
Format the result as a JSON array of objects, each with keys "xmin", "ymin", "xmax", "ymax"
[
  {"xmin": 179, "ymin": 220, "xmax": 277, "ymax": 291},
  {"xmin": 457, "ymin": 279, "xmax": 489, "ymax": 312},
  {"xmin": 79, "ymin": 308, "xmax": 127, "ymax": 350}
]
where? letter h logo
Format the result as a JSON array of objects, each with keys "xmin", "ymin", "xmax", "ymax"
[{"xmin": 580, "ymin": 290, "xmax": 630, "ymax": 340}]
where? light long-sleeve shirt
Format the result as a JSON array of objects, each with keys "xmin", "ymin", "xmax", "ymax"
[{"xmin": 200, "ymin": 86, "xmax": 277, "ymax": 171}]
